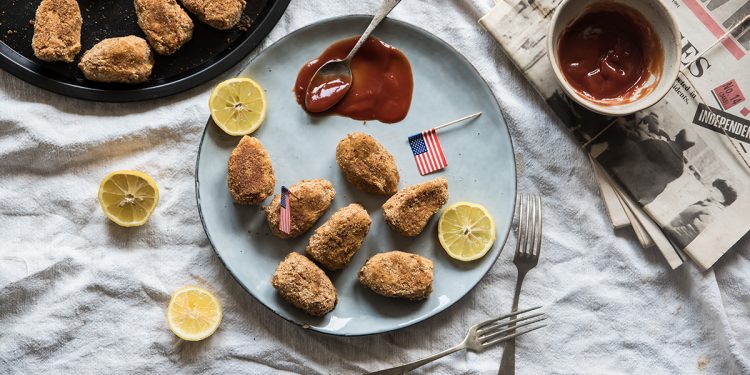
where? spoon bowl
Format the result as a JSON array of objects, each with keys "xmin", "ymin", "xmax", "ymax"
[
  {"xmin": 304, "ymin": 59, "xmax": 353, "ymax": 113},
  {"xmin": 302, "ymin": 0, "xmax": 401, "ymax": 112}
]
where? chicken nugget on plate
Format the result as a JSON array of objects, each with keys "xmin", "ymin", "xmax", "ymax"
[
  {"xmin": 78, "ymin": 36, "xmax": 154, "ymax": 84},
  {"xmin": 227, "ymin": 136, "xmax": 275, "ymax": 205},
  {"xmin": 305, "ymin": 203, "xmax": 371, "ymax": 270},
  {"xmin": 272, "ymin": 252, "xmax": 337, "ymax": 317},
  {"xmin": 359, "ymin": 251, "xmax": 433, "ymax": 300},
  {"xmin": 32, "ymin": 0, "xmax": 82, "ymax": 63},
  {"xmin": 135, "ymin": 0, "xmax": 194, "ymax": 55},
  {"xmin": 180, "ymin": 0, "xmax": 246, "ymax": 30},
  {"xmin": 382, "ymin": 177, "xmax": 448, "ymax": 237},
  {"xmin": 265, "ymin": 179, "xmax": 335, "ymax": 239},
  {"xmin": 336, "ymin": 132, "xmax": 399, "ymax": 195}
]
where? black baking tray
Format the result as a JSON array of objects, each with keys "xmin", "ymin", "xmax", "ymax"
[{"xmin": 0, "ymin": 0, "xmax": 290, "ymax": 102}]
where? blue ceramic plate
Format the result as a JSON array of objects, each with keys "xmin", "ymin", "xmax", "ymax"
[{"xmin": 196, "ymin": 16, "xmax": 516, "ymax": 336}]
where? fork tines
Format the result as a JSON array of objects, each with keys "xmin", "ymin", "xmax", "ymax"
[
  {"xmin": 475, "ymin": 306, "xmax": 546, "ymax": 348},
  {"xmin": 516, "ymin": 193, "xmax": 542, "ymax": 258}
]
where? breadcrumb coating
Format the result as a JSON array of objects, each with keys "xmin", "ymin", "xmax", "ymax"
[
  {"xmin": 382, "ymin": 177, "xmax": 449, "ymax": 237},
  {"xmin": 135, "ymin": 0, "xmax": 194, "ymax": 55},
  {"xmin": 272, "ymin": 252, "xmax": 337, "ymax": 317},
  {"xmin": 305, "ymin": 203, "xmax": 371, "ymax": 270},
  {"xmin": 32, "ymin": 0, "xmax": 82, "ymax": 63},
  {"xmin": 264, "ymin": 179, "xmax": 335, "ymax": 239},
  {"xmin": 359, "ymin": 251, "xmax": 433, "ymax": 300},
  {"xmin": 78, "ymin": 36, "xmax": 154, "ymax": 84},
  {"xmin": 227, "ymin": 136, "xmax": 275, "ymax": 205},
  {"xmin": 335, "ymin": 132, "xmax": 399, "ymax": 195},
  {"xmin": 180, "ymin": 0, "xmax": 246, "ymax": 30}
]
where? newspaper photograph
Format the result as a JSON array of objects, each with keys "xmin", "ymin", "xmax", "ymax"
[{"xmin": 480, "ymin": 0, "xmax": 750, "ymax": 269}]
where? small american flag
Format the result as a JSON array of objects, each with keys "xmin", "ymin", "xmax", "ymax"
[
  {"xmin": 279, "ymin": 186, "xmax": 291, "ymax": 235},
  {"xmin": 408, "ymin": 128, "xmax": 447, "ymax": 175}
]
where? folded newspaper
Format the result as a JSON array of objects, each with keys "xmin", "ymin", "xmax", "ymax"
[{"xmin": 480, "ymin": 0, "xmax": 750, "ymax": 270}]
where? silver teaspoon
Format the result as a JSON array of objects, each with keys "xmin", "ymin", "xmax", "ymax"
[{"xmin": 304, "ymin": 0, "xmax": 402, "ymax": 112}]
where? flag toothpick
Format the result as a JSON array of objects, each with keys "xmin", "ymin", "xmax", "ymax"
[
  {"xmin": 279, "ymin": 186, "xmax": 291, "ymax": 235},
  {"xmin": 433, "ymin": 112, "xmax": 482, "ymax": 131},
  {"xmin": 408, "ymin": 112, "xmax": 481, "ymax": 176}
]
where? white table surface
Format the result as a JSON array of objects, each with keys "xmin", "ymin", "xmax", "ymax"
[{"xmin": 1, "ymin": 0, "xmax": 748, "ymax": 373}]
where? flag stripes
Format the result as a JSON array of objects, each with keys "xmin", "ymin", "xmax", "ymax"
[
  {"xmin": 279, "ymin": 186, "xmax": 291, "ymax": 235},
  {"xmin": 408, "ymin": 128, "xmax": 447, "ymax": 175}
]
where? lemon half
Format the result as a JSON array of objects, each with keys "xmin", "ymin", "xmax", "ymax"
[
  {"xmin": 209, "ymin": 77, "xmax": 267, "ymax": 136},
  {"xmin": 98, "ymin": 170, "xmax": 159, "ymax": 227},
  {"xmin": 438, "ymin": 202, "xmax": 496, "ymax": 261},
  {"xmin": 167, "ymin": 286, "xmax": 222, "ymax": 341}
]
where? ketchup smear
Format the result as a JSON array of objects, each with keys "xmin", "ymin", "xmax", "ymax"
[{"xmin": 295, "ymin": 36, "xmax": 413, "ymax": 124}]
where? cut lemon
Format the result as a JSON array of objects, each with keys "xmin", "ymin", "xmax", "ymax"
[
  {"xmin": 209, "ymin": 77, "xmax": 267, "ymax": 136},
  {"xmin": 98, "ymin": 170, "xmax": 159, "ymax": 227},
  {"xmin": 438, "ymin": 202, "xmax": 496, "ymax": 261},
  {"xmin": 167, "ymin": 286, "xmax": 222, "ymax": 341}
]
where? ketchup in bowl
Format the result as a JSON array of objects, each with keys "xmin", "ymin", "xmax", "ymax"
[{"xmin": 557, "ymin": 2, "xmax": 663, "ymax": 105}]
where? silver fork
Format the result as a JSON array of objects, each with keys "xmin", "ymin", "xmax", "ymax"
[
  {"xmin": 365, "ymin": 306, "xmax": 546, "ymax": 375},
  {"xmin": 498, "ymin": 193, "xmax": 543, "ymax": 375}
]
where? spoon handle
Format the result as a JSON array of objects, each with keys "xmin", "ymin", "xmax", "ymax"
[{"xmin": 345, "ymin": 0, "xmax": 402, "ymax": 61}]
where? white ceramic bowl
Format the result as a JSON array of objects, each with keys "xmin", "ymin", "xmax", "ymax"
[{"xmin": 547, "ymin": 0, "xmax": 680, "ymax": 116}]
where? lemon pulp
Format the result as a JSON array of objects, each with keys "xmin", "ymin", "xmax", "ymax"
[
  {"xmin": 167, "ymin": 286, "xmax": 222, "ymax": 341},
  {"xmin": 438, "ymin": 202, "xmax": 496, "ymax": 261},
  {"xmin": 209, "ymin": 77, "xmax": 267, "ymax": 136},
  {"xmin": 98, "ymin": 170, "xmax": 159, "ymax": 227}
]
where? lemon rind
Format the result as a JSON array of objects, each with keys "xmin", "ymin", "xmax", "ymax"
[
  {"xmin": 166, "ymin": 286, "xmax": 223, "ymax": 342},
  {"xmin": 438, "ymin": 202, "xmax": 497, "ymax": 262},
  {"xmin": 209, "ymin": 77, "xmax": 267, "ymax": 136},
  {"xmin": 97, "ymin": 170, "xmax": 159, "ymax": 227}
]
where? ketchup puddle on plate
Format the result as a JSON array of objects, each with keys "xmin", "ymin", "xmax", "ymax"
[{"xmin": 294, "ymin": 36, "xmax": 413, "ymax": 124}]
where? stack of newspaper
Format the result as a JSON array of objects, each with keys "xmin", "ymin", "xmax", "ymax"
[{"xmin": 480, "ymin": 0, "xmax": 750, "ymax": 270}]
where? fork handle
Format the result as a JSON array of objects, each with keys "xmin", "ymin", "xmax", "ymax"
[
  {"xmin": 365, "ymin": 343, "xmax": 465, "ymax": 375},
  {"xmin": 498, "ymin": 270, "xmax": 528, "ymax": 375},
  {"xmin": 498, "ymin": 336, "xmax": 516, "ymax": 375},
  {"xmin": 510, "ymin": 270, "xmax": 527, "ymax": 312}
]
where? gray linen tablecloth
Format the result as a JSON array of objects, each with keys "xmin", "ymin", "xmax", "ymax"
[{"xmin": 1, "ymin": 0, "xmax": 748, "ymax": 373}]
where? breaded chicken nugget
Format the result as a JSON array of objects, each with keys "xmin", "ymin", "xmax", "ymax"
[
  {"xmin": 227, "ymin": 136, "xmax": 275, "ymax": 205},
  {"xmin": 78, "ymin": 36, "xmax": 154, "ymax": 84},
  {"xmin": 359, "ymin": 251, "xmax": 433, "ymax": 300},
  {"xmin": 305, "ymin": 204, "xmax": 371, "ymax": 270},
  {"xmin": 382, "ymin": 177, "xmax": 448, "ymax": 237},
  {"xmin": 180, "ymin": 0, "xmax": 246, "ymax": 30},
  {"xmin": 272, "ymin": 252, "xmax": 337, "ymax": 317},
  {"xmin": 265, "ymin": 179, "xmax": 335, "ymax": 239},
  {"xmin": 32, "ymin": 0, "xmax": 82, "ymax": 62},
  {"xmin": 135, "ymin": 0, "xmax": 194, "ymax": 55},
  {"xmin": 336, "ymin": 133, "xmax": 399, "ymax": 195}
]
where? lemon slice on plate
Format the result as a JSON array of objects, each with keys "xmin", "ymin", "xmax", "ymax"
[
  {"xmin": 209, "ymin": 77, "xmax": 267, "ymax": 136},
  {"xmin": 167, "ymin": 286, "xmax": 222, "ymax": 341},
  {"xmin": 98, "ymin": 170, "xmax": 159, "ymax": 227},
  {"xmin": 438, "ymin": 202, "xmax": 496, "ymax": 261}
]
